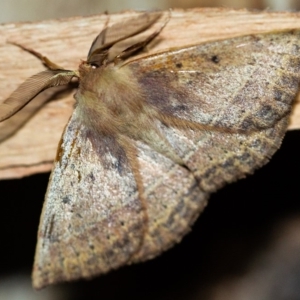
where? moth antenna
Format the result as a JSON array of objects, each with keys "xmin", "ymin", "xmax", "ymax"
[
  {"xmin": 113, "ymin": 11, "xmax": 171, "ymax": 64},
  {"xmin": 87, "ymin": 12, "xmax": 163, "ymax": 66},
  {"xmin": 87, "ymin": 13, "xmax": 110, "ymax": 59},
  {"xmin": 8, "ymin": 41, "xmax": 66, "ymax": 70},
  {"xmin": 0, "ymin": 70, "xmax": 77, "ymax": 123}
]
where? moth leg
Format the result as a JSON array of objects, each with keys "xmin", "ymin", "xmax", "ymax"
[
  {"xmin": 113, "ymin": 11, "xmax": 171, "ymax": 64},
  {"xmin": 9, "ymin": 41, "xmax": 65, "ymax": 70}
]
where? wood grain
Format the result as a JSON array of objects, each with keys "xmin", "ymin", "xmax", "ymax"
[{"xmin": 0, "ymin": 7, "xmax": 300, "ymax": 179}]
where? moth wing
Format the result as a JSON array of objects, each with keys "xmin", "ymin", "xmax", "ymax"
[
  {"xmin": 0, "ymin": 70, "xmax": 75, "ymax": 122},
  {"xmin": 127, "ymin": 30, "xmax": 300, "ymax": 132},
  {"xmin": 114, "ymin": 117, "xmax": 286, "ymax": 263},
  {"xmin": 32, "ymin": 108, "xmax": 146, "ymax": 289},
  {"xmin": 156, "ymin": 116, "xmax": 287, "ymax": 193},
  {"xmin": 123, "ymin": 137, "xmax": 208, "ymax": 263},
  {"xmin": 125, "ymin": 31, "xmax": 300, "ymax": 193}
]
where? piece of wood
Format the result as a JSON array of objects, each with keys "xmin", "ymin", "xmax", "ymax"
[{"xmin": 0, "ymin": 7, "xmax": 300, "ymax": 179}]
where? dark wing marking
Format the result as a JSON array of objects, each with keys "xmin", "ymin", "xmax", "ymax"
[
  {"xmin": 127, "ymin": 30, "xmax": 300, "ymax": 132},
  {"xmin": 32, "ymin": 108, "xmax": 146, "ymax": 289}
]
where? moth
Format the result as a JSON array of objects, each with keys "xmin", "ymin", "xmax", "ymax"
[{"xmin": 1, "ymin": 12, "xmax": 300, "ymax": 289}]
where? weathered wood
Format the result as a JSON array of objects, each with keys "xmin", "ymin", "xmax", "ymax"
[{"xmin": 0, "ymin": 7, "xmax": 300, "ymax": 179}]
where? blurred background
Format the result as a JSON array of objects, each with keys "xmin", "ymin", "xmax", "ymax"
[
  {"xmin": 0, "ymin": 0, "xmax": 300, "ymax": 23},
  {"xmin": 1, "ymin": 1, "xmax": 300, "ymax": 300}
]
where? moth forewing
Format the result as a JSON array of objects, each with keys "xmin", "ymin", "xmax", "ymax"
[
  {"xmin": 124, "ymin": 30, "xmax": 300, "ymax": 192},
  {"xmin": 32, "ymin": 108, "xmax": 147, "ymax": 289}
]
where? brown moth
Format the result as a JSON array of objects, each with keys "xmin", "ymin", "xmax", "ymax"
[{"xmin": 1, "ymin": 12, "xmax": 300, "ymax": 289}]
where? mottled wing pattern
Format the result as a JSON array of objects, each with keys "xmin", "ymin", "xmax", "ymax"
[
  {"xmin": 128, "ymin": 138, "xmax": 208, "ymax": 262},
  {"xmin": 31, "ymin": 29, "xmax": 300, "ymax": 288},
  {"xmin": 118, "ymin": 119, "xmax": 286, "ymax": 263},
  {"xmin": 32, "ymin": 108, "xmax": 146, "ymax": 288},
  {"xmin": 33, "ymin": 113, "xmax": 209, "ymax": 287},
  {"xmin": 128, "ymin": 30, "xmax": 300, "ymax": 131},
  {"xmin": 157, "ymin": 117, "xmax": 287, "ymax": 193},
  {"xmin": 121, "ymin": 30, "xmax": 300, "ymax": 194}
]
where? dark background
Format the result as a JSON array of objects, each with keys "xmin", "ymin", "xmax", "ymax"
[{"xmin": 1, "ymin": 130, "xmax": 299, "ymax": 300}]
